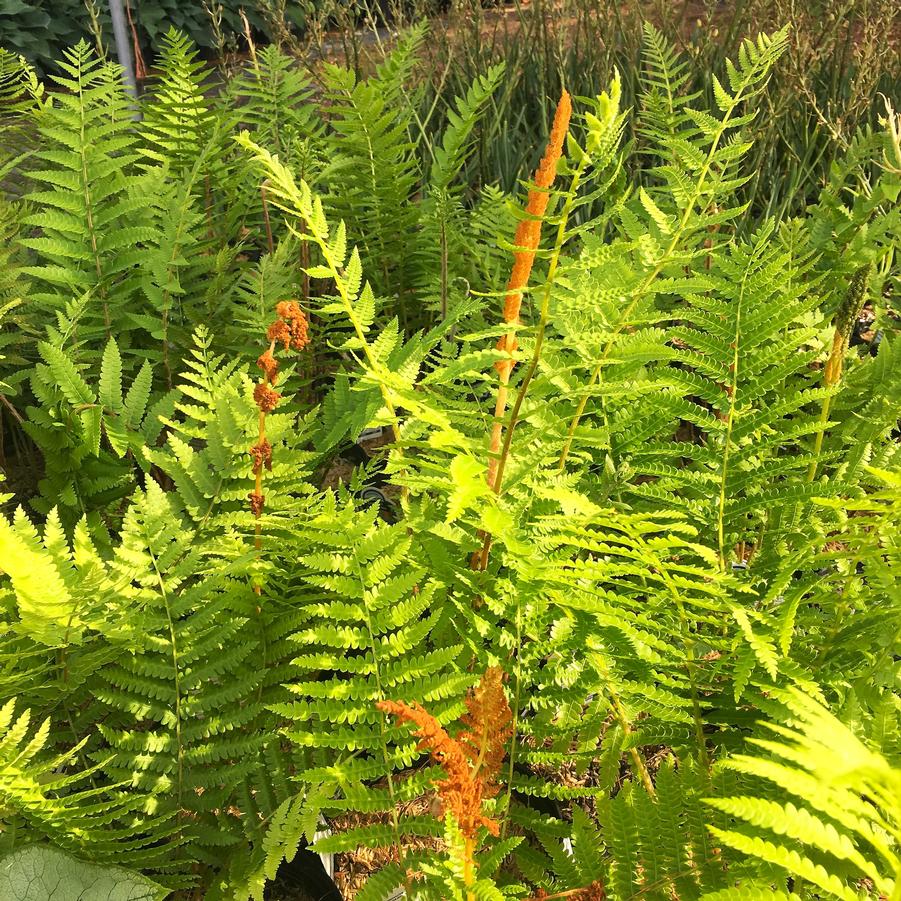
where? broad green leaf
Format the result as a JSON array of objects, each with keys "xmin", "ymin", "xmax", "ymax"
[{"xmin": 0, "ymin": 846, "xmax": 167, "ymax": 901}]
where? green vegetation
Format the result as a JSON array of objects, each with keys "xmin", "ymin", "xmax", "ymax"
[
  {"xmin": 419, "ymin": 0, "xmax": 900, "ymax": 220},
  {"xmin": 0, "ymin": 0, "xmax": 309, "ymax": 71},
  {"xmin": 0, "ymin": 15, "xmax": 899, "ymax": 901}
]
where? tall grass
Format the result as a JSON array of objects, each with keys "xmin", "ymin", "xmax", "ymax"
[{"xmin": 378, "ymin": 0, "xmax": 901, "ymax": 220}]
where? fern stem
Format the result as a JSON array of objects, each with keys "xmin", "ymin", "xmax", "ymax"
[
  {"xmin": 261, "ymin": 182, "xmax": 275, "ymax": 255},
  {"xmin": 641, "ymin": 539, "xmax": 711, "ymax": 772},
  {"xmin": 716, "ymin": 248, "xmax": 755, "ymax": 570},
  {"xmin": 463, "ymin": 835, "xmax": 475, "ymax": 897},
  {"xmin": 149, "ymin": 545, "xmax": 185, "ymax": 815},
  {"xmin": 595, "ymin": 653, "xmax": 657, "ymax": 799},
  {"xmin": 485, "ymin": 378, "xmax": 510, "ymax": 496},
  {"xmin": 204, "ymin": 174, "xmax": 214, "ymax": 240},
  {"xmin": 808, "ymin": 264, "xmax": 870, "ymax": 483},
  {"xmin": 352, "ymin": 548, "xmax": 402, "ymax": 845},
  {"xmin": 253, "ymin": 410, "xmax": 265, "ymax": 554},
  {"xmin": 501, "ymin": 590, "xmax": 523, "ymax": 836},
  {"xmin": 806, "ymin": 328, "xmax": 844, "ymax": 484},
  {"xmin": 159, "ymin": 157, "xmax": 206, "ymax": 391},
  {"xmin": 338, "ymin": 76, "xmax": 399, "ymax": 327},
  {"xmin": 439, "ymin": 218, "xmax": 449, "ymax": 320},
  {"xmin": 557, "ymin": 239, "xmax": 674, "ymax": 472},
  {"xmin": 807, "ymin": 395, "xmax": 834, "ymax": 485},
  {"xmin": 75, "ymin": 52, "xmax": 109, "ymax": 334},
  {"xmin": 298, "ymin": 215, "xmax": 310, "ymax": 308},
  {"xmin": 534, "ymin": 889, "xmax": 604, "ymax": 901}
]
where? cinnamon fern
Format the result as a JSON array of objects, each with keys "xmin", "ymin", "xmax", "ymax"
[{"xmin": 0, "ymin": 20, "xmax": 898, "ymax": 901}]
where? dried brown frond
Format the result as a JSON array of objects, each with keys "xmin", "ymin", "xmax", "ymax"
[{"xmin": 457, "ymin": 665, "xmax": 513, "ymax": 801}]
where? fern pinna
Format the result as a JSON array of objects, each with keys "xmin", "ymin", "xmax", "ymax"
[{"xmin": 0, "ymin": 18, "xmax": 898, "ymax": 901}]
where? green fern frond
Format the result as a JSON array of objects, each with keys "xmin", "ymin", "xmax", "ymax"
[
  {"xmin": 21, "ymin": 41, "xmax": 143, "ymax": 339},
  {"xmin": 140, "ymin": 29, "xmax": 219, "ymax": 173},
  {"xmin": 0, "ymin": 697, "xmax": 176, "ymax": 874},
  {"xmin": 708, "ymin": 686, "xmax": 901, "ymax": 900}
]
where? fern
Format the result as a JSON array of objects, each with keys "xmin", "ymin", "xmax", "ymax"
[
  {"xmin": 20, "ymin": 337, "xmax": 172, "ymax": 521},
  {"xmin": 139, "ymin": 29, "xmax": 219, "ymax": 174},
  {"xmin": 707, "ymin": 686, "xmax": 901, "ymax": 900},
  {"xmin": 21, "ymin": 42, "xmax": 145, "ymax": 340},
  {"xmin": 269, "ymin": 504, "xmax": 469, "ymax": 849},
  {"xmin": 133, "ymin": 155, "xmax": 219, "ymax": 385},
  {"xmin": 229, "ymin": 44, "xmax": 322, "ymax": 161},
  {"xmin": 0, "ymin": 21, "xmax": 898, "ymax": 901},
  {"xmin": 0, "ymin": 698, "xmax": 173, "ymax": 872},
  {"xmin": 421, "ymin": 62, "xmax": 506, "ymax": 319},
  {"xmin": 0, "ymin": 47, "xmax": 44, "ymax": 118},
  {"xmin": 319, "ymin": 24, "xmax": 428, "ymax": 321}
]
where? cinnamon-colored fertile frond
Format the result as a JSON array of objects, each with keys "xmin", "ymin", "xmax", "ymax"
[
  {"xmin": 457, "ymin": 666, "xmax": 513, "ymax": 800},
  {"xmin": 256, "ymin": 349, "xmax": 279, "ymax": 384},
  {"xmin": 377, "ymin": 698, "xmax": 491, "ymax": 837},
  {"xmin": 249, "ymin": 439, "xmax": 272, "ymax": 474},
  {"xmin": 377, "ymin": 668, "xmax": 513, "ymax": 840},
  {"xmin": 253, "ymin": 382, "xmax": 281, "ymax": 413},
  {"xmin": 276, "ymin": 299, "xmax": 310, "ymax": 351},
  {"xmin": 266, "ymin": 319, "xmax": 291, "ymax": 349},
  {"xmin": 496, "ymin": 89, "xmax": 572, "ymax": 377},
  {"xmin": 266, "ymin": 300, "xmax": 310, "ymax": 352}
]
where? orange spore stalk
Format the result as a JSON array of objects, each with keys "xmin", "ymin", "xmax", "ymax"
[
  {"xmin": 487, "ymin": 89, "xmax": 572, "ymax": 492},
  {"xmin": 249, "ymin": 300, "xmax": 311, "ymax": 593}
]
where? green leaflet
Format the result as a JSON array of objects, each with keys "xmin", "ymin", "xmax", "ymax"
[{"xmin": 0, "ymin": 508, "xmax": 82, "ymax": 646}]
